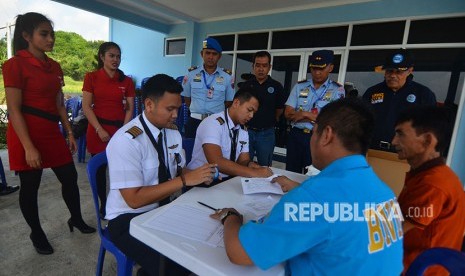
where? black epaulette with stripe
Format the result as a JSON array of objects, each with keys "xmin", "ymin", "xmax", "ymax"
[
  {"xmin": 223, "ymin": 68, "xmax": 232, "ymax": 75},
  {"xmin": 298, "ymin": 79, "xmax": 307, "ymax": 84},
  {"xmin": 125, "ymin": 126, "xmax": 143, "ymax": 139},
  {"xmin": 216, "ymin": 117, "xmax": 225, "ymax": 125},
  {"xmin": 188, "ymin": 66, "xmax": 198, "ymax": 72}
]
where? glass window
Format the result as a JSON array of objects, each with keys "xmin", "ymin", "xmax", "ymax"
[
  {"xmin": 351, "ymin": 21, "xmax": 405, "ymax": 46},
  {"xmin": 165, "ymin": 38, "xmax": 185, "ymax": 55},
  {"xmin": 271, "ymin": 26, "xmax": 348, "ymax": 49},
  {"xmin": 346, "ymin": 48, "xmax": 465, "ymax": 104},
  {"xmin": 235, "ymin": 53, "xmax": 254, "ymax": 89},
  {"xmin": 408, "ymin": 17, "xmax": 465, "ymax": 44},
  {"xmin": 238, "ymin": 33, "xmax": 269, "ymax": 50},
  {"xmin": 210, "ymin": 35, "xmax": 235, "ymax": 51}
]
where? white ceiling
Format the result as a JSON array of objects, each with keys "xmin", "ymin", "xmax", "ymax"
[{"xmin": 98, "ymin": 0, "xmax": 376, "ymax": 24}]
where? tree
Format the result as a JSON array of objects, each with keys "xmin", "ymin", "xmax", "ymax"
[{"xmin": 0, "ymin": 35, "xmax": 7, "ymax": 66}]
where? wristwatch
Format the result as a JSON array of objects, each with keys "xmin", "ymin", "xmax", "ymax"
[{"xmin": 220, "ymin": 210, "xmax": 241, "ymax": 225}]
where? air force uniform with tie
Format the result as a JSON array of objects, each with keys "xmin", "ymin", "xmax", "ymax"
[{"xmin": 285, "ymin": 50, "xmax": 345, "ymax": 173}]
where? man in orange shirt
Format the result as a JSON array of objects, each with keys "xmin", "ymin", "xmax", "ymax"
[{"xmin": 392, "ymin": 106, "xmax": 465, "ymax": 275}]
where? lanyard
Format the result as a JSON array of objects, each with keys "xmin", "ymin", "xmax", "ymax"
[
  {"xmin": 201, "ymin": 70, "xmax": 216, "ymax": 90},
  {"xmin": 311, "ymin": 82, "xmax": 330, "ymax": 108},
  {"xmin": 224, "ymin": 110, "xmax": 239, "ymax": 161},
  {"xmin": 138, "ymin": 115, "xmax": 171, "ymax": 179}
]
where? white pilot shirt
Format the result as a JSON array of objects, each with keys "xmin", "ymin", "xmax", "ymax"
[
  {"xmin": 105, "ymin": 112, "xmax": 185, "ymax": 220},
  {"xmin": 187, "ymin": 109, "xmax": 249, "ymax": 178}
]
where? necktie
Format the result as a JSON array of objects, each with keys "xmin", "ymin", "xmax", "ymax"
[
  {"xmin": 156, "ymin": 131, "xmax": 170, "ymax": 206},
  {"xmin": 229, "ymin": 128, "xmax": 238, "ymax": 162}
]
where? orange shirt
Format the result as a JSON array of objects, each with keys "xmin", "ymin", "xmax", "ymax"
[{"xmin": 398, "ymin": 157, "xmax": 465, "ymax": 275}]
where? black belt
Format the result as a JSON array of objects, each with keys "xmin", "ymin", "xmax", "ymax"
[
  {"xmin": 378, "ymin": 141, "xmax": 391, "ymax": 150},
  {"xmin": 248, "ymin": 126, "xmax": 273, "ymax": 132},
  {"xmin": 21, "ymin": 105, "xmax": 60, "ymax": 122},
  {"xmin": 96, "ymin": 116, "xmax": 123, "ymax": 128},
  {"xmin": 291, "ymin": 127, "xmax": 311, "ymax": 134}
]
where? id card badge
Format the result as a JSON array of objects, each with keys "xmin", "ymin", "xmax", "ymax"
[{"xmin": 207, "ymin": 88, "xmax": 214, "ymax": 99}]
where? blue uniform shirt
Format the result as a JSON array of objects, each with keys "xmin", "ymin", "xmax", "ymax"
[
  {"xmin": 285, "ymin": 78, "xmax": 345, "ymax": 130},
  {"xmin": 239, "ymin": 155, "xmax": 404, "ymax": 276},
  {"xmin": 181, "ymin": 65, "xmax": 235, "ymax": 115}
]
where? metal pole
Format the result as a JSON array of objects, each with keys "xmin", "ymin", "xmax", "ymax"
[{"xmin": 6, "ymin": 22, "xmax": 12, "ymax": 58}]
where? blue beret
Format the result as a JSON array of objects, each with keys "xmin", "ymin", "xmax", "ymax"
[
  {"xmin": 202, "ymin": 37, "xmax": 222, "ymax": 54},
  {"xmin": 309, "ymin": 50, "xmax": 334, "ymax": 68}
]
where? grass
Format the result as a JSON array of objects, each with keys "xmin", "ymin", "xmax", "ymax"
[{"xmin": 0, "ymin": 74, "xmax": 83, "ymax": 104}]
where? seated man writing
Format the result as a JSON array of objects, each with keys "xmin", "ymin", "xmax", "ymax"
[
  {"xmin": 106, "ymin": 74, "xmax": 217, "ymax": 276},
  {"xmin": 211, "ymin": 98, "xmax": 403, "ymax": 275},
  {"xmin": 187, "ymin": 89, "xmax": 273, "ymax": 182},
  {"xmin": 392, "ymin": 106, "xmax": 465, "ymax": 275}
]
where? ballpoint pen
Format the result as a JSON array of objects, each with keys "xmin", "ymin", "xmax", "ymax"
[{"xmin": 198, "ymin": 201, "xmax": 219, "ymax": 211}]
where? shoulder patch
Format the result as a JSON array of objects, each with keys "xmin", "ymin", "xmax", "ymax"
[
  {"xmin": 188, "ymin": 66, "xmax": 198, "ymax": 72},
  {"xmin": 216, "ymin": 117, "xmax": 225, "ymax": 125},
  {"xmin": 125, "ymin": 126, "xmax": 143, "ymax": 139},
  {"xmin": 223, "ymin": 68, "xmax": 232, "ymax": 75},
  {"xmin": 298, "ymin": 79, "xmax": 307, "ymax": 84}
]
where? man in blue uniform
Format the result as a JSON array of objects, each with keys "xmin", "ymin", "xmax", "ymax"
[
  {"xmin": 241, "ymin": 51, "xmax": 286, "ymax": 166},
  {"xmin": 211, "ymin": 98, "xmax": 403, "ymax": 275},
  {"xmin": 181, "ymin": 37, "xmax": 235, "ymax": 138},
  {"xmin": 363, "ymin": 49, "xmax": 437, "ymax": 152},
  {"xmin": 284, "ymin": 49, "xmax": 345, "ymax": 173}
]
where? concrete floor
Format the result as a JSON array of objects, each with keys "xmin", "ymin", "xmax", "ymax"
[
  {"xmin": 0, "ymin": 149, "xmax": 120, "ymax": 276},
  {"xmin": 0, "ymin": 149, "xmax": 287, "ymax": 276}
]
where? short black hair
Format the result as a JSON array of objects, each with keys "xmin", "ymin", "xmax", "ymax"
[
  {"xmin": 395, "ymin": 106, "xmax": 454, "ymax": 156},
  {"xmin": 252, "ymin": 51, "xmax": 271, "ymax": 64},
  {"xmin": 142, "ymin": 74, "xmax": 182, "ymax": 101},
  {"xmin": 233, "ymin": 88, "xmax": 260, "ymax": 105},
  {"xmin": 316, "ymin": 97, "xmax": 374, "ymax": 155}
]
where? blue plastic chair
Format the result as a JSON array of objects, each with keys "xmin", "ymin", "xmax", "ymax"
[
  {"xmin": 406, "ymin": 247, "xmax": 465, "ymax": 276},
  {"xmin": 182, "ymin": 137, "xmax": 195, "ymax": 164},
  {"xmin": 87, "ymin": 152, "xmax": 135, "ymax": 276}
]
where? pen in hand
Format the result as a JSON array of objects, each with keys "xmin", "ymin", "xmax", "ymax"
[{"xmin": 198, "ymin": 201, "xmax": 219, "ymax": 211}]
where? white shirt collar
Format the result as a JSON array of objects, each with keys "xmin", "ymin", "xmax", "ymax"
[{"xmin": 142, "ymin": 112, "xmax": 162, "ymax": 141}]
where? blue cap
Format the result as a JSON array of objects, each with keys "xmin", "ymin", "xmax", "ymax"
[
  {"xmin": 202, "ymin": 37, "xmax": 222, "ymax": 54},
  {"xmin": 309, "ymin": 50, "xmax": 334, "ymax": 68}
]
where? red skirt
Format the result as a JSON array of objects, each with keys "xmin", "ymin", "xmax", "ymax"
[{"xmin": 7, "ymin": 114, "xmax": 73, "ymax": 171}]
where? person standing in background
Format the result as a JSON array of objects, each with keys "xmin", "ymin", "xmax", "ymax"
[
  {"xmin": 3, "ymin": 12, "xmax": 95, "ymax": 255},
  {"xmin": 181, "ymin": 37, "xmax": 235, "ymax": 138},
  {"xmin": 363, "ymin": 49, "xmax": 436, "ymax": 152},
  {"xmin": 241, "ymin": 51, "xmax": 286, "ymax": 166},
  {"xmin": 284, "ymin": 50, "xmax": 345, "ymax": 173},
  {"xmin": 82, "ymin": 42, "xmax": 135, "ymax": 218}
]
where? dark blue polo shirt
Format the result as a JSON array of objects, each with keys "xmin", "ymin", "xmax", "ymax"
[
  {"xmin": 242, "ymin": 76, "xmax": 287, "ymax": 129},
  {"xmin": 363, "ymin": 77, "xmax": 437, "ymax": 150}
]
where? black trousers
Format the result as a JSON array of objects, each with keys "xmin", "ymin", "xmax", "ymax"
[
  {"xmin": 108, "ymin": 213, "xmax": 190, "ymax": 276},
  {"xmin": 184, "ymin": 117, "xmax": 202, "ymax": 138}
]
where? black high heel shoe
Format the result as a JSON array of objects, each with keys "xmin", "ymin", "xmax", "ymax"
[
  {"xmin": 67, "ymin": 218, "xmax": 96, "ymax": 234},
  {"xmin": 30, "ymin": 233, "xmax": 54, "ymax": 255}
]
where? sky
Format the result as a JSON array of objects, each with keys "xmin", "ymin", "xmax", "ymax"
[{"xmin": 0, "ymin": 0, "xmax": 109, "ymax": 41}]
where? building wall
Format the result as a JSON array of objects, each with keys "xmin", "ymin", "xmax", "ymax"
[{"xmin": 110, "ymin": 0, "xmax": 465, "ymax": 184}]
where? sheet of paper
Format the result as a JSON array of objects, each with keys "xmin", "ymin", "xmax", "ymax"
[
  {"xmin": 143, "ymin": 204, "xmax": 224, "ymax": 247},
  {"xmin": 239, "ymin": 195, "xmax": 279, "ymax": 218},
  {"xmin": 241, "ymin": 174, "xmax": 284, "ymax": 195}
]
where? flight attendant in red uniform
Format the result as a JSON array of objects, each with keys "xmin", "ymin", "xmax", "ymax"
[
  {"xmin": 2, "ymin": 12, "xmax": 95, "ymax": 255},
  {"xmin": 82, "ymin": 42, "xmax": 135, "ymax": 217}
]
